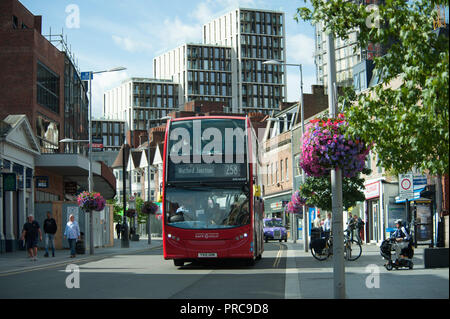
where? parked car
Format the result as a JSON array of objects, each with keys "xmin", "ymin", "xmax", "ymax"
[{"xmin": 263, "ymin": 218, "xmax": 287, "ymax": 242}]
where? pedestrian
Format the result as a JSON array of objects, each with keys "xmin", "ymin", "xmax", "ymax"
[
  {"xmin": 355, "ymin": 215, "xmax": 365, "ymax": 244},
  {"xmin": 116, "ymin": 222, "xmax": 121, "ymax": 239},
  {"xmin": 64, "ymin": 214, "xmax": 80, "ymax": 258},
  {"xmin": 43, "ymin": 211, "xmax": 57, "ymax": 257},
  {"xmin": 347, "ymin": 213, "xmax": 356, "ymax": 240},
  {"xmin": 313, "ymin": 212, "xmax": 322, "ymax": 229},
  {"xmin": 20, "ymin": 215, "xmax": 42, "ymax": 261},
  {"xmin": 323, "ymin": 213, "xmax": 332, "ymax": 238}
]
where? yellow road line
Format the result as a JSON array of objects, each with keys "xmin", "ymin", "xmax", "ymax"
[{"xmin": 273, "ymin": 244, "xmax": 284, "ymax": 268}]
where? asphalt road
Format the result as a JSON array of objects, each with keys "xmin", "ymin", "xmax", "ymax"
[
  {"xmin": 0, "ymin": 241, "xmax": 448, "ymax": 301},
  {"xmin": 0, "ymin": 242, "xmax": 288, "ymax": 299}
]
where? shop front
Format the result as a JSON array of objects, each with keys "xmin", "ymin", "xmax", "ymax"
[
  {"xmin": 364, "ymin": 180, "xmax": 382, "ymax": 243},
  {"xmin": 1, "ymin": 115, "xmax": 40, "ymax": 253},
  {"xmin": 263, "ymin": 192, "xmax": 292, "ymax": 226}
]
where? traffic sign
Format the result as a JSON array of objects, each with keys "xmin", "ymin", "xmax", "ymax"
[
  {"xmin": 81, "ymin": 72, "xmax": 93, "ymax": 81},
  {"xmin": 399, "ymin": 174, "xmax": 414, "ymax": 199}
]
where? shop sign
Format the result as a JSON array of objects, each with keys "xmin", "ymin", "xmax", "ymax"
[
  {"xmin": 2, "ymin": 173, "xmax": 17, "ymax": 191},
  {"xmin": 364, "ymin": 181, "xmax": 380, "ymax": 199},
  {"xmin": 65, "ymin": 182, "xmax": 77, "ymax": 194},
  {"xmin": 91, "ymin": 137, "xmax": 104, "ymax": 152},
  {"xmin": 36, "ymin": 176, "xmax": 49, "ymax": 189},
  {"xmin": 270, "ymin": 201, "xmax": 283, "ymax": 210}
]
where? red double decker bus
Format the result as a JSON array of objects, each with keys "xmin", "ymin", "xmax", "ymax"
[{"xmin": 162, "ymin": 116, "xmax": 264, "ymax": 267}]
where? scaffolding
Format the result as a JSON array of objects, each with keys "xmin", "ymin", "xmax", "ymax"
[{"xmin": 42, "ymin": 27, "xmax": 81, "ymax": 75}]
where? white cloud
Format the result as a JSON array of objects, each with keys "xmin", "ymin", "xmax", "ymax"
[
  {"xmin": 90, "ymin": 71, "xmax": 130, "ymax": 119},
  {"xmin": 111, "ymin": 35, "xmax": 153, "ymax": 53},
  {"xmin": 286, "ymin": 33, "xmax": 315, "ymax": 67},
  {"xmin": 286, "ymin": 70, "xmax": 316, "ymax": 101}
]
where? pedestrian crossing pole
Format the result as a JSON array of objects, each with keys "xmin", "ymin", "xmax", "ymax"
[{"xmin": 327, "ymin": 29, "xmax": 346, "ymax": 299}]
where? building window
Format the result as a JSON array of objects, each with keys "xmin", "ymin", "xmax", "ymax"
[
  {"xmin": 275, "ymin": 162, "xmax": 278, "ymax": 183},
  {"xmin": 271, "ymin": 163, "xmax": 273, "ymax": 184},
  {"xmin": 37, "ymin": 62, "xmax": 60, "ymax": 114},
  {"xmin": 286, "ymin": 158, "xmax": 289, "ymax": 180},
  {"xmin": 280, "ymin": 159, "xmax": 283, "ymax": 181},
  {"xmin": 12, "ymin": 16, "xmax": 18, "ymax": 29}
]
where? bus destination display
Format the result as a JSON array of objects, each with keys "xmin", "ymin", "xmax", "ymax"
[{"xmin": 170, "ymin": 163, "xmax": 246, "ymax": 181}]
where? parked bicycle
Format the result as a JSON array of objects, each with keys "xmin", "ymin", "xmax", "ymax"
[{"xmin": 310, "ymin": 228, "xmax": 362, "ymax": 261}]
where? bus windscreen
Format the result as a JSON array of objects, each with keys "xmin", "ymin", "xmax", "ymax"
[
  {"xmin": 167, "ymin": 118, "xmax": 248, "ymax": 182},
  {"xmin": 165, "ymin": 186, "xmax": 250, "ymax": 230}
]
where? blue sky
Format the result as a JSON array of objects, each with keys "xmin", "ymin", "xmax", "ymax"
[{"xmin": 20, "ymin": 0, "xmax": 317, "ymax": 118}]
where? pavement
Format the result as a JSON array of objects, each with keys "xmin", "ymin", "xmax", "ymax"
[
  {"xmin": 0, "ymin": 237, "xmax": 448, "ymax": 299},
  {"xmin": 0, "ymin": 236, "xmax": 163, "ymax": 276},
  {"xmin": 284, "ymin": 240, "xmax": 449, "ymax": 299}
]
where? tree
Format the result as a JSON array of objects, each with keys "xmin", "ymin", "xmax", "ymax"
[
  {"xmin": 135, "ymin": 197, "xmax": 149, "ymax": 225},
  {"xmin": 296, "ymin": 0, "xmax": 449, "ymax": 176},
  {"xmin": 298, "ymin": 168, "xmax": 370, "ymax": 212},
  {"xmin": 107, "ymin": 198, "xmax": 123, "ymax": 223}
]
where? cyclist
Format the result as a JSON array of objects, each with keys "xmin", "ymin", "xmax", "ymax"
[{"xmin": 391, "ymin": 219, "xmax": 411, "ymax": 264}]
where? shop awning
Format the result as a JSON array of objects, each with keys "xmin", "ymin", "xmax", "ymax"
[
  {"xmin": 263, "ymin": 192, "xmax": 292, "ymax": 214},
  {"xmin": 395, "ymin": 187, "xmax": 427, "ymax": 203}
]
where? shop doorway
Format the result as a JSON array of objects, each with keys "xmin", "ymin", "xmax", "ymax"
[{"xmin": 367, "ymin": 200, "xmax": 380, "ymax": 242}]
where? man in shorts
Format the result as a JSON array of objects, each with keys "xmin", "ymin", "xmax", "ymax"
[{"xmin": 20, "ymin": 215, "xmax": 42, "ymax": 261}]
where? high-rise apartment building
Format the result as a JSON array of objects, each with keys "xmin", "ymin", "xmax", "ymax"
[
  {"xmin": 103, "ymin": 77, "xmax": 179, "ymax": 132},
  {"xmin": 314, "ymin": 23, "xmax": 363, "ymax": 89},
  {"xmin": 203, "ymin": 8, "xmax": 286, "ymax": 114},
  {"xmin": 153, "ymin": 43, "xmax": 233, "ymax": 111},
  {"xmin": 314, "ymin": 1, "xmax": 385, "ymax": 89},
  {"xmin": 153, "ymin": 8, "xmax": 287, "ymax": 114}
]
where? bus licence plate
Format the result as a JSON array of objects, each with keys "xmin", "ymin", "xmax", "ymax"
[{"xmin": 198, "ymin": 253, "xmax": 217, "ymax": 258}]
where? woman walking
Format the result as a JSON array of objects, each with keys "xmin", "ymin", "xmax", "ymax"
[{"xmin": 64, "ymin": 214, "xmax": 80, "ymax": 258}]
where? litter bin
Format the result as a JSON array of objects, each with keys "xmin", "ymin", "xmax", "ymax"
[
  {"xmin": 310, "ymin": 227, "xmax": 322, "ymax": 241},
  {"xmin": 76, "ymin": 232, "xmax": 85, "ymax": 254}
]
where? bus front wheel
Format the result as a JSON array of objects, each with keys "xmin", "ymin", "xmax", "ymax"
[{"xmin": 173, "ymin": 259, "xmax": 184, "ymax": 267}]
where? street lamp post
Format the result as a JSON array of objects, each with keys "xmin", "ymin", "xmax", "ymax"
[
  {"xmin": 263, "ymin": 60, "xmax": 307, "ymax": 251},
  {"xmin": 62, "ymin": 66, "xmax": 126, "ymax": 255}
]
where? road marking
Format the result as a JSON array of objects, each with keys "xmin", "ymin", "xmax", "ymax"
[
  {"xmin": 285, "ymin": 243, "xmax": 302, "ymax": 299},
  {"xmin": 273, "ymin": 243, "xmax": 284, "ymax": 268},
  {"xmin": 0, "ymin": 245, "xmax": 162, "ymax": 277}
]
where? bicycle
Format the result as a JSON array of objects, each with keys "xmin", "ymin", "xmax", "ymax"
[{"xmin": 310, "ymin": 229, "xmax": 362, "ymax": 261}]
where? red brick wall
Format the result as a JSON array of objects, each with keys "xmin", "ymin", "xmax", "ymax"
[{"xmin": 0, "ymin": 20, "xmax": 64, "ymax": 136}]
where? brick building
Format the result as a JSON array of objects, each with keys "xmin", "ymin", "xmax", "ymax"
[
  {"xmin": 0, "ymin": 0, "xmax": 116, "ymax": 252},
  {"xmin": 263, "ymin": 85, "xmax": 329, "ymax": 227}
]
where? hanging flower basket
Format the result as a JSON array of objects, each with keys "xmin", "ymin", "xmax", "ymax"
[
  {"xmin": 125, "ymin": 209, "xmax": 137, "ymax": 218},
  {"xmin": 141, "ymin": 201, "xmax": 159, "ymax": 215},
  {"xmin": 286, "ymin": 191, "xmax": 306, "ymax": 214},
  {"xmin": 77, "ymin": 191, "xmax": 106, "ymax": 212},
  {"xmin": 299, "ymin": 114, "xmax": 371, "ymax": 178}
]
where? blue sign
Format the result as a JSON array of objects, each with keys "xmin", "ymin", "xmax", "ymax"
[
  {"xmin": 36, "ymin": 176, "xmax": 49, "ymax": 189},
  {"xmin": 81, "ymin": 72, "xmax": 93, "ymax": 81}
]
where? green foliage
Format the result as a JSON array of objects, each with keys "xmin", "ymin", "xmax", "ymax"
[
  {"xmin": 107, "ymin": 198, "xmax": 123, "ymax": 223},
  {"xmin": 298, "ymin": 168, "xmax": 370, "ymax": 211},
  {"xmin": 135, "ymin": 197, "xmax": 149, "ymax": 225},
  {"xmin": 296, "ymin": 0, "xmax": 449, "ymax": 175}
]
